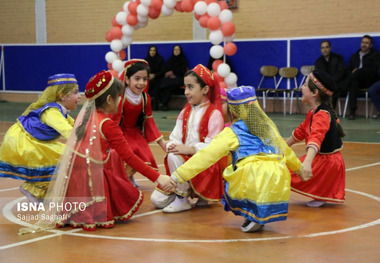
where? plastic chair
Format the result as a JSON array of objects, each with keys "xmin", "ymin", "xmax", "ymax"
[
  {"xmin": 256, "ymin": 65, "xmax": 278, "ymax": 111},
  {"xmin": 289, "ymin": 65, "xmax": 314, "ymax": 115},
  {"xmin": 342, "ymin": 89, "xmax": 372, "ymax": 118},
  {"xmin": 268, "ymin": 67, "xmax": 298, "ymax": 115}
]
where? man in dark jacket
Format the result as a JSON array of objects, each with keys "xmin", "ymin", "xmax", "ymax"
[
  {"xmin": 345, "ymin": 35, "xmax": 380, "ymax": 119},
  {"xmin": 315, "ymin": 40, "xmax": 346, "ymax": 110}
]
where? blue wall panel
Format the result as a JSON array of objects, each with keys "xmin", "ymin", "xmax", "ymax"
[{"xmin": 2, "ymin": 35, "xmax": 379, "ymax": 92}]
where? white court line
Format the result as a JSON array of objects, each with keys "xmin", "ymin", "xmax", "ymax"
[
  {"xmin": 1, "ymin": 163, "xmax": 380, "ymax": 249},
  {"xmin": 0, "ymin": 187, "xmax": 18, "ymax": 193},
  {"xmin": 0, "ymin": 196, "xmax": 81, "ymax": 250},
  {"xmin": 345, "ymin": 162, "xmax": 380, "ymax": 172}
]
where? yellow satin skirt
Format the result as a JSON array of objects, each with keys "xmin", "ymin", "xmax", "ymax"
[{"xmin": 222, "ymin": 153, "xmax": 291, "ymax": 224}]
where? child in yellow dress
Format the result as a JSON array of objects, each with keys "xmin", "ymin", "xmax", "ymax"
[
  {"xmin": 0, "ymin": 74, "xmax": 81, "ymax": 202},
  {"xmin": 170, "ymin": 86, "xmax": 304, "ymax": 232}
]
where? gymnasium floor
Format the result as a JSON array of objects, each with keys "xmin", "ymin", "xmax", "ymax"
[{"xmin": 0, "ymin": 101, "xmax": 379, "ymax": 263}]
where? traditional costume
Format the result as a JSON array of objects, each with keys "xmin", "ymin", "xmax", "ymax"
[
  {"xmin": 289, "ymin": 71, "xmax": 346, "ymax": 204},
  {"xmin": 19, "ymin": 71, "xmax": 161, "ymax": 234},
  {"xmin": 0, "ymin": 74, "xmax": 78, "ymax": 201},
  {"xmin": 113, "ymin": 59, "xmax": 163, "ymax": 180},
  {"xmin": 171, "ymin": 86, "xmax": 302, "ymax": 232},
  {"xmin": 150, "ymin": 64, "xmax": 225, "ymax": 212}
]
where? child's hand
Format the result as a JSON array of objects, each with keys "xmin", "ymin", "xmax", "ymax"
[
  {"xmin": 156, "ymin": 175, "xmax": 177, "ymax": 192},
  {"xmin": 169, "ymin": 144, "xmax": 196, "ymax": 155},
  {"xmin": 166, "ymin": 141, "xmax": 177, "ymax": 152},
  {"xmin": 300, "ymin": 162, "xmax": 313, "ymax": 181}
]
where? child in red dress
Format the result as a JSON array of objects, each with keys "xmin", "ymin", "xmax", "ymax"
[
  {"xmin": 115, "ymin": 59, "xmax": 167, "ymax": 187},
  {"xmin": 150, "ymin": 64, "xmax": 225, "ymax": 213},
  {"xmin": 287, "ymin": 69, "xmax": 346, "ymax": 207}
]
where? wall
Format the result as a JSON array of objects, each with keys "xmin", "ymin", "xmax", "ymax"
[{"xmin": 1, "ymin": 0, "xmax": 380, "ymax": 43}]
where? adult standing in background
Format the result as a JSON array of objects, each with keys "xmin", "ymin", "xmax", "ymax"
[
  {"xmin": 345, "ymin": 35, "xmax": 379, "ymax": 120},
  {"xmin": 314, "ymin": 40, "xmax": 346, "ymax": 110},
  {"xmin": 159, "ymin": 45, "xmax": 189, "ymax": 111},
  {"xmin": 145, "ymin": 45, "xmax": 166, "ymax": 110}
]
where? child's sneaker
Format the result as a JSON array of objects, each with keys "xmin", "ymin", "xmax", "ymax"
[
  {"xmin": 241, "ymin": 219, "xmax": 264, "ymax": 233},
  {"xmin": 162, "ymin": 196, "xmax": 191, "ymax": 213},
  {"xmin": 306, "ymin": 200, "xmax": 326, "ymax": 207}
]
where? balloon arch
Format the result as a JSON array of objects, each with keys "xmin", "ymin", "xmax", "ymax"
[{"xmin": 104, "ymin": 0, "xmax": 238, "ymax": 89}]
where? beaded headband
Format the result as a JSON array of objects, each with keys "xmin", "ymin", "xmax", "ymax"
[{"xmin": 309, "ymin": 72, "xmax": 333, "ymax": 97}]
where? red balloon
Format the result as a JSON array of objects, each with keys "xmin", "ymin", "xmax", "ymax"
[
  {"xmin": 110, "ymin": 26, "xmax": 122, "ymax": 40},
  {"xmin": 198, "ymin": 14, "xmax": 210, "ymax": 28},
  {"xmin": 218, "ymin": 1, "xmax": 229, "ymax": 10},
  {"xmin": 105, "ymin": 30, "xmax": 113, "ymax": 42},
  {"xmin": 212, "ymin": 59, "xmax": 223, "ymax": 72},
  {"xmin": 207, "ymin": 17, "xmax": 221, "ymax": 31},
  {"xmin": 111, "ymin": 16, "xmax": 121, "ymax": 27},
  {"xmin": 151, "ymin": 0, "xmax": 163, "ymax": 10},
  {"xmin": 219, "ymin": 81, "xmax": 227, "ymax": 90},
  {"xmin": 174, "ymin": 1, "xmax": 184, "ymax": 12},
  {"xmin": 221, "ymin": 22, "xmax": 235, "ymax": 36},
  {"xmin": 109, "ymin": 70, "xmax": 119, "ymax": 78},
  {"xmin": 148, "ymin": 6, "xmax": 161, "ymax": 19},
  {"xmin": 224, "ymin": 42, "xmax": 237, "ymax": 56},
  {"xmin": 127, "ymin": 14, "xmax": 138, "ymax": 26},
  {"xmin": 128, "ymin": 1, "xmax": 138, "ymax": 15},
  {"xmin": 194, "ymin": 12, "xmax": 201, "ymax": 20},
  {"xmin": 181, "ymin": 0, "xmax": 194, "ymax": 12},
  {"xmin": 205, "ymin": 0, "xmax": 217, "ymax": 4},
  {"xmin": 119, "ymin": 49, "xmax": 127, "ymax": 60},
  {"xmin": 107, "ymin": 63, "xmax": 113, "ymax": 70}
]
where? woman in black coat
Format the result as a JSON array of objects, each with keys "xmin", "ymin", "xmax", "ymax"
[
  {"xmin": 159, "ymin": 45, "xmax": 189, "ymax": 111},
  {"xmin": 145, "ymin": 45, "xmax": 166, "ymax": 110}
]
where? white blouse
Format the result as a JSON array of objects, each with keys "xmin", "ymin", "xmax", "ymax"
[{"xmin": 168, "ymin": 101, "xmax": 224, "ymax": 152}]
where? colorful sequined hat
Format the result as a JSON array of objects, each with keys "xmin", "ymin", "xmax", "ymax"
[
  {"xmin": 227, "ymin": 86, "xmax": 257, "ymax": 105},
  {"xmin": 192, "ymin": 64, "xmax": 215, "ymax": 87},
  {"xmin": 47, "ymin": 73, "xmax": 77, "ymax": 87},
  {"xmin": 85, "ymin": 70, "xmax": 114, "ymax": 101}
]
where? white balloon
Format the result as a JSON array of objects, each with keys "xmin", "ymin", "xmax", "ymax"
[
  {"xmin": 138, "ymin": 14, "xmax": 149, "ymax": 23},
  {"xmin": 227, "ymin": 83, "xmax": 237, "ymax": 89},
  {"xmin": 224, "ymin": 34, "xmax": 235, "ymax": 43},
  {"xmin": 112, "ymin": 59, "xmax": 125, "ymax": 72},
  {"xmin": 110, "ymin": 40, "xmax": 123, "ymax": 52},
  {"xmin": 209, "ymin": 30, "xmax": 224, "ymax": 45},
  {"xmin": 225, "ymin": 72, "xmax": 238, "ymax": 86},
  {"xmin": 163, "ymin": 0, "xmax": 176, "ymax": 9},
  {"xmin": 122, "ymin": 24, "xmax": 134, "ymax": 36},
  {"xmin": 210, "ymin": 45, "xmax": 224, "ymax": 59},
  {"xmin": 121, "ymin": 35, "xmax": 133, "ymax": 47},
  {"xmin": 105, "ymin": 51, "xmax": 118, "ymax": 63},
  {"xmin": 161, "ymin": 5, "xmax": 174, "ymax": 16},
  {"xmin": 141, "ymin": 0, "xmax": 152, "ymax": 6},
  {"xmin": 137, "ymin": 4, "xmax": 149, "ymax": 16},
  {"xmin": 138, "ymin": 20, "xmax": 148, "ymax": 28},
  {"xmin": 219, "ymin": 9, "xmax": 233, "ymax": 24},
  {"xmin": 207, "ymin": 3, "xmax": 221, "ymax": 17},
  {"xmin": 123, "ymin": 1, "xmax": 130, "ymax": 12},
  {"xmin": 115, "ymin": 11, "xmax": 127, "ymax": 25},
  {"xmin": 217, "ymin": 63, "xmax": 231, "ymax": 78},
  {"xmin": 194, "ymin": 1, "xmax": 207, "ymax": 15}
]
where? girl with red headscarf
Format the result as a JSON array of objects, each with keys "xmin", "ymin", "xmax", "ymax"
[{"xmin": 150, "ymin": 64, "xmax": 225, "ymax": 213}]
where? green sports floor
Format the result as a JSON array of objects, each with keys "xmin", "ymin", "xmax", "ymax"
[{"xmin": 1, "ymin": 101, "xmax": 380, "ymax": 143}]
